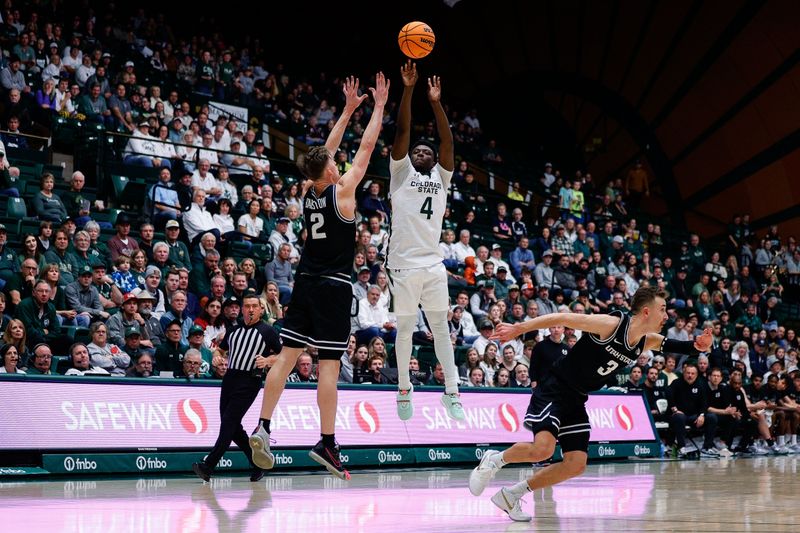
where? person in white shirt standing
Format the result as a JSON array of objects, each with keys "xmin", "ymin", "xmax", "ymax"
[{"xmin": 387, "ymin": 60, "xmax": 464, "ymax": 421}]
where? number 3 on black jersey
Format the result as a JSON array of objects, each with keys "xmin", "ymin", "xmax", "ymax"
[
  {"xmin": 597, "ymin": 359, "xmax": 619, "ymax": 376},
  {"xmin": 419, "ymin": 196, "xmax": 433, "ymax": 220},
  {"xmin": 310, "ymin": 212, "xmax": 326, "ymax": 239}
]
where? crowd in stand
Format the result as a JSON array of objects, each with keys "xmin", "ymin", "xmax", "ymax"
[{"xmin": 0, "ymin": 2, "xmax": 799, "ymax": 455}]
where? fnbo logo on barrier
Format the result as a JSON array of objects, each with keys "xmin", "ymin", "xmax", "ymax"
[
  {"xmin": 135, "ymin": 456, "xmax": 167, "ymax": 470},
  {"xmin": 63, "ymin": 457, "xmax": 97, "ymax": 472},
  {"xmin": 378, "ymin": 450, "xmax": 402, "ymax": 464},
  {"xmin": 428, "ymin": 449, "xmax": 451, "ymax": 461}
]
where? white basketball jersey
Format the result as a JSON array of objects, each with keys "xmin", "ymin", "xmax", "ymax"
[{"xmin": 387, "ymin": 154, "xmax": 453, "ymax": 269}]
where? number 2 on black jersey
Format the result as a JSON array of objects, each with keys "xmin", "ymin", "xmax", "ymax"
[
  {"xmin": 419, "ymin": 196, "xmax": 433, "ymax": 220},
  {"xmin": 310, "ymin": 212, "xmax": 326, "ymax": 239}
]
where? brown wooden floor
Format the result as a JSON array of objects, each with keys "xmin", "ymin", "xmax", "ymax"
[{"xmin": 2, "ymin": 457, "xmax": 797, "ymax": 532}]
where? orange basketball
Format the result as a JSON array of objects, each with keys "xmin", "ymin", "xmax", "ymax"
[{"xmin": 398, "ymin": 21, "xmax": 435, "ymax": 59}]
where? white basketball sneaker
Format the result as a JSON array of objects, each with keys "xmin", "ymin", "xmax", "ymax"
[
  {"xmin": 491, "ymin": 487, "xmax": 532, "ymax": 522},
  {"xmin": 469, "ymin": 449, "xmax": 503, "ymax": 496}
]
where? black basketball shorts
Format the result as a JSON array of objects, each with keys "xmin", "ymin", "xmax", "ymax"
[
  {"xmin": 524, "ymin": 375, "xmax": 592, "ymax": 453},
  {"xmin": 280, "ymin": 275, "xmax": 353, "ymax": 360}
]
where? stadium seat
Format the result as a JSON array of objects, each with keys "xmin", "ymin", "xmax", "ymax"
[{"xmin": 6, "ymin": 197, "xmax": 27, "ymax": 219}]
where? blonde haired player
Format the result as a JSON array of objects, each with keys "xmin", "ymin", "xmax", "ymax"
[{"xmin": 388, "ymin": 60, "xmax": 464, "ymax": 421}]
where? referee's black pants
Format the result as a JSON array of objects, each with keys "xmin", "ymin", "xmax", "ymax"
[{"xmin": 204, "ymin": 369, "xmax": 263, "ymax": 470}]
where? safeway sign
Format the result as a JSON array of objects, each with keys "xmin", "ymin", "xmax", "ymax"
[{"xmin": 0, "ymin": 380, "xmax": 656, "ymax": 450}]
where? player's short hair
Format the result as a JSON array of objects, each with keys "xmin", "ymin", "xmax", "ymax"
[
  {"xmin": 411, "ymin": 139, "xmax": 438, "ymax": 161},
  {"xmin": 630, "ymin": 286, "xmax": 666, "ymax": 314},
  {"xmin": 297, "ymin": 146, "xmax": 330, "ymax": 179}
]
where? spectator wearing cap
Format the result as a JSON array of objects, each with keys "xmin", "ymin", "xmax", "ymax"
[
  {"xmin": 264, "ymin": 243, "xmax": 294, "ymax": 306},
  {"xmin": 42, "ymin": 50, "xmax": 66, "ymax": 82},
  {"xmin": 164, "ymin": 219, "xmax": 192, "ymax": 271},
  {"xmin": 221, "ymin": 295, "xmax": 243, "ymax": 329},
  {"xmin": 121, "ymin": 325, "xmax": 146, "ymax": 360},
  {"xmin": 141, "ymin": 265, "xmax": 167, "ymax": 319},
  {"xmin": 535, "ymin": 284, "xmax": 558, "ymax": 316},
  {"xmin": 509, "ymin": 236, "xmax": 535, "ymax": 280},
  {"xmin": 186, "ymin": 324, "xmax": 213, "ymax": 372},
  {"xmin": 155, "ymin": 316, "xmax": 189, "ymax": 373},
  {"xmin": 472, "ymin": 319, "xmax": 498, "ymax": 356},
  {"xmin": 64, "ymin": 265, "xmax": 106, "ymax": 326},
  {"xmin": 106, "ymin": 292, "xmax": 149, "ymax": 347},
  {"xmin": 268, "ymin": 216, "xmax": 299, "ymax": 263},
  {"xmin": 488, "ymin": 243, "xmax": 516, "ymax": 284},
  {"xmin": 353, "ymin": 266, "xmax": 372, "ymax": 301},
  {"xmin": 106, "ymin": 213, "xmax": 139, "ymax": 263},
  {"xmin": 123, "ymin": 120, "xmax": 169, "ymax": 168},
  {"xmin": 136, "ymin": 290, "xmax": 165, "ymax": 347},
  {"xmin": 533, "ymin": 249, "xmax": 556, "ymax": 290},
  {"xmin": 470, "ymin": 279, "xmax": 498, "ymax": 320},
  {"xmin": 249, "ymin": 139, "xmax": 271, "ymax": 173},
  {"xmin": 0, "ymin": 56, "xmax": 28, "ymax": 93},
  {"xmin": 494, "ymin": 266, "xmax": 512, "ymax": 301},
  {"xmin": 551, "ymin": 224, "xmax": 574, "ymax": 257}
]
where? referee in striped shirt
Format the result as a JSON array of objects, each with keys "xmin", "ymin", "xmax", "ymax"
[{"xmin": 193, "ymin": 293, "xmax": 281, "ymax": 482}]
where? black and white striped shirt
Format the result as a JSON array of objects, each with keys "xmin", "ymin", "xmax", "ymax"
[{"xmin": 221, "ymin": 321, "xmax": 281, "ymax": 372}]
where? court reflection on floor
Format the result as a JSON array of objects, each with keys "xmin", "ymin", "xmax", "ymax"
[{"xmin": 2, "ymin": 458, "xmax": 799, "ymax": 532}]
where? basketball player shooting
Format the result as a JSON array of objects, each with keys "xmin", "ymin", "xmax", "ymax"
[
  {"xmin": 388, "ymin": 60, "xmax": 464, "ymax": 421},
  {"xmin": 249, "ymin": 73, "xmax": 390, "ymax": 480},
  {"xmin": 468, "ymin": 286, "xmax": 712, "ymax": 521}
]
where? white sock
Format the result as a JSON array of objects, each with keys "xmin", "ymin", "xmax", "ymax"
[
  {"xmin": 507, "ymin": 481, "xmax": 531, "ymax": 499},
  {"xmin": 394, "ymin": 314, "xmax": 417, "ymax": 391},
  {"xmin": 427, "ymin": 310, "xmax": 460, "ymax": 395},
  {"xmin": 791, "ymin": 434, "xmax": 797, "ymax": 446},
  {"xmin": 495, "ymin": 450, "xmax": 507, "ymax": 467},
  {"xmin": 777, "ymin": 435, "xmax": 786, "ymax": 447}
]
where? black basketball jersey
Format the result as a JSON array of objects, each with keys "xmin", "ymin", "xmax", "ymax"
[
  {"xmin": 708, "ymin": 383, "xmax": 732, "ymax": 410},
  {"xmin": 296, "ymin": 184, "xmax": 355, "ymax": 281},
  {"xmin": 551, "ymin": 310, "xmax": 646, "ymax": 394}
]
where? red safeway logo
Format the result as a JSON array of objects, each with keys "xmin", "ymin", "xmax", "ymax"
[
  {"xmin": 498, "ymin": 403, "xmax": 519, "ymax": 432},
  {"xmin": 355, "ymin": 401, "xmax": 380, "ymax": 434},
  {"xmin": 615, "ymin": 404, "xmax": 633, "ymax": 431},
  {"xmin": 178, "ymin": 399, "xmax": 208, "ymax": 434}
]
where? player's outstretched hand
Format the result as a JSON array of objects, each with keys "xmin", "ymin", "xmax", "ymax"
[
  {"xmin": 369, "ymin": 71, "xmax": 390, "ymax": 107},
  {"xmin": 427, "ymin": 75, "xmax": 441, "ymax": 103},
  {"xmin": 400, "ymin": 59, "xmax": 418, "ymax": 87},
  {"xmin": 694, "ymin": 327, "xmax": 713, "ymax": 353},
  {"xmin": 491, "ymin": 322, "xmax": 520, "ymax": 343},
  {"xmin": 343, "ymin": 75, "xmax": 368, "ymax": 112}
]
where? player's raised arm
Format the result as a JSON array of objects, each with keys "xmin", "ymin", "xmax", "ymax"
[
  {"xmin": 338, "ymin": 72, "xmax": 390, "ymax": 193},
  {"xmin": 427, "ymin": 75, "xmax": 453, "ymax": 171},
  {"xmin": 492, "ymin": 312, "xmax": 621, "ymax": 344},
  {"xmin": 391, "ymin": 60, "xmax": 417, "ymax": 161},
  {"xmin": 644, "ymin": 327, "xmax": 713, "ymax": 354},
  {"xmin": 325, "ymin": 76, "xmax": 368, "ymax": 157}
]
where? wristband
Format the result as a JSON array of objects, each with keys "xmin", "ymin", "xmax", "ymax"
[{"xmin": 660, "ymin": 338, "xmax": 700, "ymax": 356}]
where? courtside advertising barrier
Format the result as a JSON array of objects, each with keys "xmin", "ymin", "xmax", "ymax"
[{"xmin": 0, "ymin": 377, "xmax": 659, "ymax": 475}]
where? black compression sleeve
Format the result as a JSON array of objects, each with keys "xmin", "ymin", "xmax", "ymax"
[{"xmin": 660, "ymin": 338, "xmax": 700, "ymax": 356}]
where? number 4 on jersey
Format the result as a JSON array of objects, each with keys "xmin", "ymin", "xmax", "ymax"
[{"xmin": 419, "ymin": 196, "xmax": 433, "ymax": 220}]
